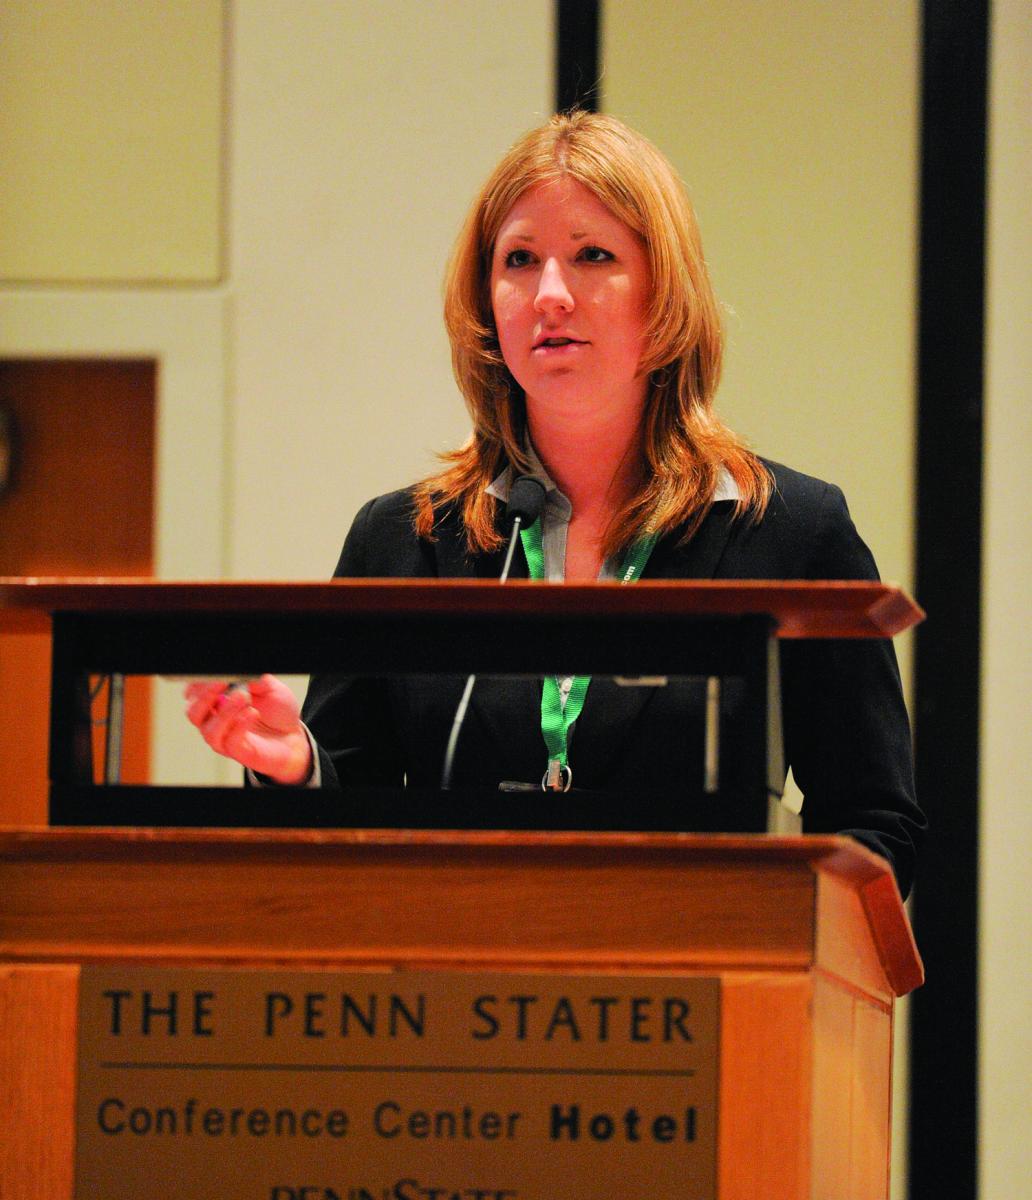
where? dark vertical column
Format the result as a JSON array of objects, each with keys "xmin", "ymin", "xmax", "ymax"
[
  {"xmin": 48, "ymin": 615, "xmax": 94, "ymax": 794},
  {"xmin": 909, "ymin": 3, "xmax": 988, "ymax": 1196},
  {"xmin": 556, "ymin": 0, "xmax": 600, "ymax": 113}
]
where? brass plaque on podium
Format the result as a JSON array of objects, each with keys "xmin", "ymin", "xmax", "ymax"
[{"xmin": 77, "ymin": 968, "xmax": 719, "ymax": 1199}]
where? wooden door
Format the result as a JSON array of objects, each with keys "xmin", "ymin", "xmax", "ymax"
[{"xmin": 0, "ymin": 359, "xmax": 155, "ymax": 823}]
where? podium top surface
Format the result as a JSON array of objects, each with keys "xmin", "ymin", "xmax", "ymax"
[
  {"xmin": 0, "ymin": 824, "xmax": 893, "ymax": 874},
  {"xmin": 0, "ymin": 828, "xmax": 923, "ymax": 997},
  {"xmin": 0, "ymin": 577, "xmax": 923, "ymax": 638}
]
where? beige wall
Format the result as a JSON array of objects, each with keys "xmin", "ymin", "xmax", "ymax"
[
  {"xmin": 602, "ymin": 0, "xmax": 918, "ymax": 620},
  {"xmin": 980, "ymin": 0, "xmax": 1032, "ymax": 1190}
]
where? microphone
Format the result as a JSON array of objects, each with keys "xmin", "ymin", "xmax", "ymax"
[
  {"xmin": 499, "ymin": 475, "xmax": 547, "ymax": 582},
  {"xmin": 440, "ymin": 476, "xmax": 547, "ymax": 789}
]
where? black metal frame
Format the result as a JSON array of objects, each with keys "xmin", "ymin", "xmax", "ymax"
[
  {"xmin": 908, "ymin": 3, "xmax": 988, "ymax": 1196},
  {"xmin": 556, "ymin": 0, "xmax": 600, "ymax": 113},
  {"xmin": 48, "ymin": 606, "xmax": 779, "ymax": 827}
]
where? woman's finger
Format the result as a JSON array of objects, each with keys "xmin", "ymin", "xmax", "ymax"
[
  {"xmin": 183, "ymin": 680, "xmax": 232, "ymax": 727},
  {"xmin": 201, "ymin": 688, "xmax": 250, "ymax": 755}
]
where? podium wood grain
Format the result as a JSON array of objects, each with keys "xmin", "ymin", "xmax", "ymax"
[{"xmin": 0, "ymin": 965, "xmax": 78, "ymax": 1200}]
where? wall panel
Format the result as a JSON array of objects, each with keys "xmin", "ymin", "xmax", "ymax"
[
  {"xmin": 980, "ymin": 0, "xmax": 1032, "ymax": 1192},
  {"xmin": 0, "ymin": 0, "xmax": 224, "ymax": 284}
]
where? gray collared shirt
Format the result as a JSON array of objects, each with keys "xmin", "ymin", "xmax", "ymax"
[
  {"xmin": 486, "ymin": 444, "xmax": 739, "ymax": 581},
  {"xmin": 486, "ymin": 441, "xmax": 620, "ymax": 582}
]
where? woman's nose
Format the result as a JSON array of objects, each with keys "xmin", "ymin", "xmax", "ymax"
[{"xmin": 534, "ymin": 257, "xmax": 574, "ymax": 314}]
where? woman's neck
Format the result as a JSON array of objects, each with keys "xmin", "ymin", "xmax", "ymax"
[{"xmin": 527, "ymin": 400, "xmax": 645, "ymax": 519}]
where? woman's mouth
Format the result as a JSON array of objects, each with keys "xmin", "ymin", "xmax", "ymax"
[{"xmin": 533, "ymin": 336, "xmax": 587, "ymax": 353}]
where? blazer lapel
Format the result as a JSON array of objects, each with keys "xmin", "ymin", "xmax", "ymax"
[
  {"xmin": 645, "ymin": 500, "xmax": 738, "ymax": 580},
  {"xmin": 430, "ymin": 515, "xmax": 530, "ymax": 580},
  {"xmin": 566, "ymin": 675, "xmax": 661, "ymax": 785},
  {"xmin": 467, "ymin": 674, "xmax": 545, "ymax": 782}
]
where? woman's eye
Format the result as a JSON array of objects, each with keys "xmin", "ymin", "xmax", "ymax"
[
  {"xmin": 579, "ymin": 245, "xmax": 614, "ymax": 263},
  {"xmin": 503, "ymin": 248, "xmax": 535, "ymax": 268}
]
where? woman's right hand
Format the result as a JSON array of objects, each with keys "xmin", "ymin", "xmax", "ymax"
[{"xmin": 183, "ymin": 674, "xmax": 313, "ymax": 784}]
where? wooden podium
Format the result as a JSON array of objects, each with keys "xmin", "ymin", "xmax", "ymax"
[
  {"xmin": 0, "ymin": 579, "xmax": 923, "ymax": 1198},
  {"xmin": 1, "ymin": 829, "xmax": 920, "ymax": 1199}
]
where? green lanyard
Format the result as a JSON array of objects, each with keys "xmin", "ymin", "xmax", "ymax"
[{"xmin": 520, "ymin": 517, "xmax": 659, "ymax": 790}]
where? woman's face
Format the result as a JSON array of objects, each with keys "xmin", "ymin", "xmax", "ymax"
[{"xmin": 490, "ymin": 177, "xmax": 651, "ymax": 425}]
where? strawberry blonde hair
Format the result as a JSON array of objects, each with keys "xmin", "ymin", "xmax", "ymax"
[{"xmin": 414, "ymin": 110, "xmax": 770, "ymax": 555}]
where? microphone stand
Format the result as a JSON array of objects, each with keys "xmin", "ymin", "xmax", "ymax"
[{"xmin": 439, "ymin": 478, "xmax": 545, "ymax": 790}]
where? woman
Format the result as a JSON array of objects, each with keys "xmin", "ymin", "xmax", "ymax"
[{"xmin": 186, "ymin": 112, "xmax": 924, "ymax": 896}]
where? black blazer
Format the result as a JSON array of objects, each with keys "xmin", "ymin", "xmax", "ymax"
[{"xmin": 302, "ymin": 460, "xmax": 924, "ymax": 897}]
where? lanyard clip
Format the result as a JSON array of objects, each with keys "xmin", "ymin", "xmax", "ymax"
[{"xmin": 543, "ymin": 759, "xmax": 573, "ymax": 792}]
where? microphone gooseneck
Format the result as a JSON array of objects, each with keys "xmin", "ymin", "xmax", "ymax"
[
  {"xmin": 499, "ymin": 475, "xmax": 546, "ymax": 583},
  {"xmin": 440, "ymin": 476, "xmax": 547, "ymax": 790}
]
